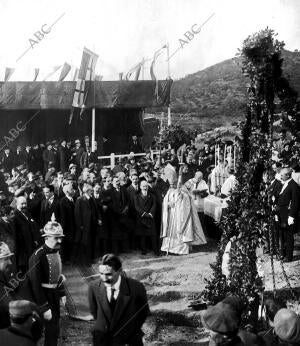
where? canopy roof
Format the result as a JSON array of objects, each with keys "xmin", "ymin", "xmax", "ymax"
[{"xmin": 0, "ymin": 80, "xmax": 172, "ymax": 110}]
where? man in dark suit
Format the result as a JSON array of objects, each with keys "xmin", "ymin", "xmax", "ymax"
[
  {"xmin": 129, "ymin": 135, "xmax": 143, "ymax": 153},
  {"xmin": 110, "ymin": 177, "xmax": 130, "ymax": 254},
  {"xmin": 126, "ymin": 174, "xmax": 140, "ymax": 249},
  {"xmin": 58, "ymin": 140, "xmax": 70, "ymax": 174},
  {"xmin": 73, "ymin": 139, "xmax": 84, "ymax": 166},
  {"xmin": 269, "ymin": 163, "xmax": 283, "ymax": 253},
  {"xmin": 134, "ymin": 180, "xmax": 157, "ymax": 255},
  {"xmin": 88, "ymin": 254, "xmax": 149, "ymax": 346},
  {"xmin": 1, "ymin": 148, "xmax": 14, "ymax": 173},
  {"xmin": 276, "ymin": 167, "xmax": 300, "ymax": 262},
  {"xmin": 53, "ymin": 172, "xmax": 65, "ymax": 200},
  {"xmin": 59, "ymin": 183, "xmax": 76, "ymax": 263},
  {"xmin": 13, "ymin": 146, "xmax": 25, "ymax": 167},
  {"xmin": 40, "ymin": 185, "xmax": 60, "ymax": 228},
  {"xmin": 32, "ymin": 144, "xmax": 44, "ymax": 174},
  {"xmin": 13, "ymin": 196, "xmax": 41, "ymax": 274},
  {"xmin": 24, "ymin": 145, "xmax": 35, "ymax": 172},
  {"xmin": 42, "ymin": 144, "xmax": 56, "ymax": 174},
  {"xmin": 74, "ymin": 183, "xmax": 100, "ymax": 264}
]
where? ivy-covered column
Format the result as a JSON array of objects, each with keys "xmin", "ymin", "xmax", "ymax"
[{"xmin": 202, "ymin": 28, "xmax": 298, "ymax": 329}]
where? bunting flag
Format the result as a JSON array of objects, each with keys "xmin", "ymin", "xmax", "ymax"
[
  {"xmin": 42, "ymin": 65, "xmax": 62, "ymax": 81},
  {"xmin": 125, "ymin": 60, "xmax": 144, "ymax": 81},
  {"xmin": 59, "ymin": 62, "xmax": 72, "ymax": 81},
  {"xmin": 155, "ymin": 79, "xmax": 172, "ymax": 105},
  {"xmin": 33, "ymin": 68, "xmax": 39, "ymax": 81},
  {"xmin": 150, "ymin": 44, "xmax": 167, "ymax": 80},
  {"xmin": 69, "ymin": 47, "xmax": 98, "ymax": 124},
  {"xmin": 4, "ymin": 67, "xmax": 15, "ymax": 82}
]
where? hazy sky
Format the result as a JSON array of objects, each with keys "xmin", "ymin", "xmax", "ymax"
[{"xmin": 0, "ymin": 0, "xmax": 299, "ymax": 81}]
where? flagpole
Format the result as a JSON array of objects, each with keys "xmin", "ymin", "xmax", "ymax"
[
  {"xmin": 91, "ymin": 47, "xmax": 96, "ymax": 152},
  {"xmin": 167, "ymin": 42, "xmax": 170, "ymax": 79},
  {"xmin": 167, "ymin": 42, "xmax": 171, "ymax": 126},
  {"xmin": 142, "ymin": 57, "xmax": 144, "ymax": 80}
]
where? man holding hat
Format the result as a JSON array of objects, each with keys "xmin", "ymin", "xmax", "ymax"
[
  {"xmin": 0, "ymin": 300, "xmax": 43, "ymax": 345},
  {"xmin": 0, "ymin": 242, "xmax": 15, "ymax": 329},
  {"xmin": 28, "ymin": 215, "xmax": 66, "ymax": 346}
]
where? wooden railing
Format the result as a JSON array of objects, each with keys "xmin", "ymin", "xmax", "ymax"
[{"xmin": 97, "ymin": 150, "xmax": 161, "ymax": 168}]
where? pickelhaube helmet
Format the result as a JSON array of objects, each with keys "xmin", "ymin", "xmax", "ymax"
[
  {"xmin": 0, "ymin": 241, "xmax": 14, "ymax": 259},
  {"xmin": 42, "ymin": 213, "xmax": 64, "ymax": 237}
]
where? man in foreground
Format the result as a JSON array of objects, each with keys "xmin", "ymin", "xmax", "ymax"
[
  {"xmin": 0, "ymin": 242, "xmax": 15, "ymax": 329},
  {"xmin": 0, "ymin": 300, "xmax": 43, "ymax": 345},
  {"xmin": 88, "ymin": 254, "xmax": 149, "ymax": 345}
]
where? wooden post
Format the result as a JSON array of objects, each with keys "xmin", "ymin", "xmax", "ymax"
[
  {"xmin": 215, "ymin": 145, "xmax": 217, "ymax": 167},
  {"xmin": 233, "ymin": 145, "xmax": 236, "ymax": 170},
  {"xmin": 111, "ymin": 153, "xmax": 115, "ymax": 169},
  {"xmin": 91, "ymin": 107, "xmax": 96, "ymax": 152}
]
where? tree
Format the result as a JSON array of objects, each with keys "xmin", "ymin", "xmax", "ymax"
[
  {"xmin": 202, "ymin": 28, "xmax": 298, "ymax": 328},
  {"xmin": 156, "ymin": 124, "xmax": 194, "ymax": 150}
]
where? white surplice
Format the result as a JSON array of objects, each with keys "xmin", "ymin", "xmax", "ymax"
[{"xmin": 160, "ymin": 186, "xmax": 207, "ymax": 255}]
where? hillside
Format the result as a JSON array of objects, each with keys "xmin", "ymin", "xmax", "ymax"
[{"xmin": 167, "ymin": 50, "xmax": 300, "ymax": 131}]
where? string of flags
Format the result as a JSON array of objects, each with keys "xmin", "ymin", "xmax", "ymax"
[{"xmin": 1, "ymin": 43, "xmax": 169, "ymax": 82}]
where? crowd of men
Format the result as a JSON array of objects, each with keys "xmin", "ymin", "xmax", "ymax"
[
  {"xmin": 0, "ymin": 132, "xmax": 299, "ymax": 345},
  {"xmin": 0, "ymin": 135, "xmax": 222, "ymax": 268}
]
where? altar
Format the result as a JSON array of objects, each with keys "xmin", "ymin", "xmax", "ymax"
[{"xmin": 203, "ymin": 195, "xmax": 228, "ymax": 222}]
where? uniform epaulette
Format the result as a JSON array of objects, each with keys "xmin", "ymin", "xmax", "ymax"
[{"xmin": 34, "ymin": 246, "xmax": 44, "ymax": 256}]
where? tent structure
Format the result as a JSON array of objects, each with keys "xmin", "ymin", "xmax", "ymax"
[{"xmin": 0, "ymin": 80, "xmax": 172, "ymax": 153}]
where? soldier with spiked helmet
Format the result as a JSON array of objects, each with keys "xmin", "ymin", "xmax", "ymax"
[{"xmin": 28, "ymin": 214, "xmax": 66, "ymax": 346}]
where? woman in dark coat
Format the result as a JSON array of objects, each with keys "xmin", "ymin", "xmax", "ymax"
[{"xmin": 134, "ymin": 180, "xmax": 157, "ymax": 254}]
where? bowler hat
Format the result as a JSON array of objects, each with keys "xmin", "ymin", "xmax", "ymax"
[
  {"xmin": 274, "ymin": 308, "xmax": 300, "ymax": 344},
  {"xmin": 201, "ymin": 302, "xmax": 240, "ymax": 335},
  {"xmin": 9, "ymin": 300, "xmax": 39, "ymax": 318}
]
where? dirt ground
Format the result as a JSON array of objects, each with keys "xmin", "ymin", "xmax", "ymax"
[{"xmin": 57, "ymin": 236, "xmax": 300, "ymax": 346}]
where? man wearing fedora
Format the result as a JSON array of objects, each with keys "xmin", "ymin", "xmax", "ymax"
[
  {"xmin": 28, "ymin": 215, "xmax": 66, "ymax": 346},
  {"xmin": 88, "ymin": 254, "xmax": 149, "ymax": 346},
  {"xmin": 0, "ymin": 242, "xmax": 16, "ymax": 329},
  {"xmin": 0, "ymin": 300, "xmax": 43, "ymax": 345}
]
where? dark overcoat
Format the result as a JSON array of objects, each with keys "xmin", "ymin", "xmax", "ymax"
[
  {"xmin": 134, "ymin": 192, "xmax": 156, "ymax": 236},
  {"xmin": 88, "ymin": 276, "xmax": 149, "ymax": 346}
]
